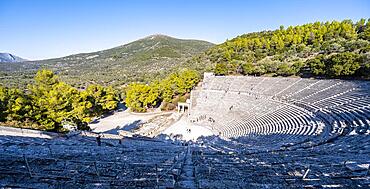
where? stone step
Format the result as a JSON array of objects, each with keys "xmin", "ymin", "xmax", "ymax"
[{"xmin": 177, "ymin": 147, "xmax": 196, "ymax": 189}]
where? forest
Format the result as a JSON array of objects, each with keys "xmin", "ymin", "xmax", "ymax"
[
  {"xmin": 124, "ymin": 69, "xmax": 200, "ymax": 112},
  {"xmin": 0, "ymin": 70, "xmax": 118, "ymax": 132},
  {"xmin": 190, "ymin": 19, "xmax": 370, "ymax": 78},
  {"xmin": 0, "ymin": 69, "xmax": 200, "ymax": 131}
]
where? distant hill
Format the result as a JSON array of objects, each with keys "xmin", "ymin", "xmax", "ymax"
[
  {"xmin": 0, "ymin": 53, "xmax": 27, "ymax": 63},
  {"xmin": 189, "ymin": 19, "xmax": 370, "ymax": 79},
  {"xmin": 0, "ymin": 35, "xmax": 214, "ymax": 88}
]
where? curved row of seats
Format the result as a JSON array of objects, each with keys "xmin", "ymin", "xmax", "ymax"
[
  {"xmin": 191, "ymin": 76, "xmax": 370, "ymax": 139},
  {"xmin": 192, "ymin": 134, "xmax": 370, "ymax": 188},
  {"xmin": 0, "ymin": 135, "xmax": 185, "ymax": 188},
  {"xmin": 221, "ymin": 104, "xmax": 323, "ymax": 138},
  {"xmin": 190, "ymin": 75, "xmax": 370, "ymax": 188}
]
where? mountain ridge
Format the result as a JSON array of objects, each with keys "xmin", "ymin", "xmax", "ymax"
[
  {"xmin": 0, "ymin": 35, "xmax": 214, "ymax": 88},
  {"xmin": 37, "ymin": 34, "xmax": 212, "ymax": 61},
  {"xmin": 0, "ymin": 53, "xmax": 27, "ymax": 63}
]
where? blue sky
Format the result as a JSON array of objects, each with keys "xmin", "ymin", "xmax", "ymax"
[{"xmin": 0, "ymin": 0, "xmax": 369, "ymax": 60}]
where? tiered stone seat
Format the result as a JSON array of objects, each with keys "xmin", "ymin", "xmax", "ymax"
[
  {"xmin": 191, "ymin": 75, "xmax": 370, "ymax": 140},
  {"xmin": 300, "ymin": 82, "xmax": 358, "ymax": 103},
  {"xmin": 193, "ymin": 134, "xmax": 370, "ymax": 188},
  {"xmin": 277, "ymin": 79, "xmax": 320, "ymax": 99},
  {"xmin": 221, "ymin": 104, "xmax": 323, "ymax": 138},
  {"xmin": 263, "ymin": 77, "xmax": 299, "ymax": 96},
  {"xmin": 0, "ymin": 135, "xmax": 186, "ymax": 188}
]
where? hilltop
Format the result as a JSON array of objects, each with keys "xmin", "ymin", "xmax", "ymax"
[
  {"xmin": 189, "ymin": 19, "xmax": 370, "ymax": 79},
  {"xmin": 0, "ymin": 35, "xmax": 214, "ymax": 88}
]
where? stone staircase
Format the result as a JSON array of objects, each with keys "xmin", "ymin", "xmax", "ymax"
[{"xmin": 177, "ymin": 146, "xmax": 196, "ymax": 189}]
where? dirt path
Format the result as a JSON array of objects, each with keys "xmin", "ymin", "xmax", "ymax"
[{"xmin": 89, "ymin": 110, "xmax": 170, "ymax": 134}]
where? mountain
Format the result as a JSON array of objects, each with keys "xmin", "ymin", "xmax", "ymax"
[
  {"xmin": 0, "ymin": 53, "xmax": 27, "ymax": 63},
  {"xmin": 0, "ymin": 35, "xmax": 214, "ymax": 88}
]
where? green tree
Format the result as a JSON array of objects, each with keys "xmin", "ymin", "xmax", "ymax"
[
  {"xmin": 100, "ymin": 86, "xmax": 118, "ymax": 111},
  {"xmin": 292, "ymin": 60, "xmax": 305, "ymax": 74},
  {"xmin": 277, "ymin": 63, "xmax": 295, "ymax": 76},
  {"xmin": 160, "ymin": 73, "xmax": 178, "ymax": 102},
  {"xmin": 253, "ymin": 64, "xmax": 266, "ymax": 75},
  {"xmin": 27, "ymin": 69, "xmax": 117, "ymax": 131},
  {"xmin": 361, "ymin": 19, "xmax": 370, "ymax": 40},
  {"xmin": 29, "ymin": 71, "xmax": 79, "ymax": 131},
  {"xmin": 214, "ymin": 63, "xmax": 228, "ymax": 75},
  {"xmin": 125, "ymin": 83, "xmax": 156, "ymax": 112},
  {"xmin": 1, "ymin": 69, "xmax": 121, "ymax": 131},
  {"xmin": 327, "ymin": 52, "xmax": 361, "ymax": 76},
  {"xmin": 72, "ymin": 90, "xmax": 95, "ymax": 124},
  {"xmin": 5, "ymin": 88, "xmax": 32, "ymax": 122},
  {"xmin": 176, "ymin": 69, "xmax": 200, "ymax": 94},
  {"xmin": 0, "ymin": 85, "xmax": 8, "ymax": 122},
  {"xmin": 124, "ymin": 69, "xmax": 200, "ymax": 112},
  {"xmin": 307, "ymin": 55, "xmax": 326, "ymax": 76},
  {"xmin": 241, "ymin": 62, "xmax": 255, "ymax": 75},
  {"xmin": 85, "ymin": 84, "xmax": 118, "ymax": 114}
]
